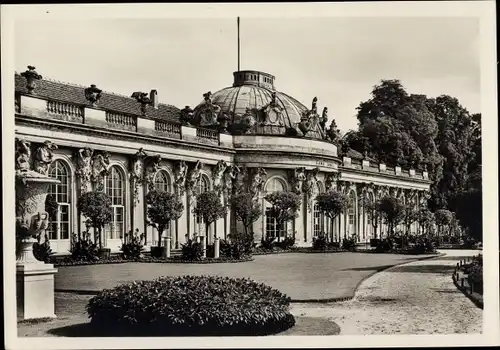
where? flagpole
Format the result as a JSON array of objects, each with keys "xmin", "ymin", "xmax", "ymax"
[{"xmin": 237, "ymin": 16, "xmax": 240, "ymax": 72}]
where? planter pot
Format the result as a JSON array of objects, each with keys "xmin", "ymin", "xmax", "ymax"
[
  {"xmin": 370, "ymin": 239, "xmax": 381, "ymax": 247},
  {"xmin": 97, "ymin": 248, "xmax": 111, "ymax": 259},
  {"xmin": 150, "ymin": 246, "xmax": 165, "ymax": 258}
]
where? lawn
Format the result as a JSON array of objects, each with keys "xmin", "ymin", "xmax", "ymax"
[{"xmin": 55, "ymin": 252, "xmax": 437, "ymax": 301}]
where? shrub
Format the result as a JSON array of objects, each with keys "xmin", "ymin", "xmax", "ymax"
[
  {"xmin": 219, "ymin": 232, "xmax": 255, "ymax": 259},
  {"xmin": 275, "ymin": 236, "xmax": 295, "ymax": 250},
  {"xmin": 70, "ymin": 231, "xmax": 99, "ymax": 262},
  {"xmin": 86, "ymin": 275, "xmax": 295, "ymax": 336},
  {"xmin": 146, "ymin": 190, "xmax": 183, "ymax": 249},
  {"xmin": 32, "ymin": 233, "xmax": 54, "ymax": 263},
  {"xmin": 181, "ymin": 238, "xmax": 203, "ymax": 261},
  {"xmin": 260, "ymin": 235, "xmax": 276, "ymax": 251},
  {"xmin": 342, "ymin": 236, "xmax": 356, "ymax": 251},
  {"xmin": 312, "ymin": 233, "xmax": 328, "ymax": 251},
  {"xmin": 375, "ymin": 238, "xmax": 393, "ymax": 252},
  {"xmin": 407, "ymin": 236, "xmax": 435, "ymax": 254},
  {"xmin": 120, "ymin": 229, "xmax": 145, "ymax": 260}
]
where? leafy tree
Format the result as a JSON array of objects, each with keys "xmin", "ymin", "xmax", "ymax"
[
  {"xmin": 363, "ymin": 197, "xmax": 382, "ymax": 239},
  {"xmin": 77, "ymin": 191, "xmax": 113, "ymax": 249},
  {"xmin": 264, "ymin": 191, "xmax": 302, "ymax": 242},
  {"xmin": 193, "ymin": 191, "xmax": 228, "ymax": 247},
  {"xmin": 453, "ymin": 189, "xmax": 482, "ymax": 242},
  {"xmin": 230, "ymin": 192, "xmax": 262, "ymax": 236},
  {"xmin": 316, "ymin": 190, "xmax": 349, "ymax": 241},
  {"xmin": 417, "ymin": 208, "xmax": 435, "ymax": 236},
  {"xmin": 377, "ymin": 196, "xmax": 405, "ymax": 238},
  {"xmin": 401, "ymin": 204, "xmax": 419, "ymax": 248},
  {"xmin": 434, "ymin": 209, "xmax": 453, "ymax": 246},
  {"xmin": 145, "ymin": 190, "xmax": 184, "ymax": 248}
]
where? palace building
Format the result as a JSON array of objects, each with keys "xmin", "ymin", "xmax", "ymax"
[{"xmin": 14, "ymin": 66, "xmax": 432, "ymax": 254}]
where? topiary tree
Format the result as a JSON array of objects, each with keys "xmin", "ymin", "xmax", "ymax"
[
  {"xmin": 145, "ymin": 190, "xmax": 184, "ymax": 249},
  {"xmin": 434, "ymin": 208, "xmax": 453, "ymax": 246},
  {"xmin": 193, "ymin": 190, "xmax": 228, "ymax": 247},
  {"xmin": 264, "ymin": 191, "xmax": 302, "ymax": 242},
  {"xmin": 316, "ymin": 190, "xmax": 349, "ymax": 242},
  {"xmin": 377, "ymin": 196, "xmax": 405, "ymax": 238},
  {"xmin": 230, "ymin": 192, "xmax": 262, "ymax": 236},
  {"xmin": 77, "ymin": 191, "xmax": 113, "ymax": 249}
]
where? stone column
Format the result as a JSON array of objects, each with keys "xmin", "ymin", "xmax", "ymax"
[{"xmin": 163, "ymin": 237, "xmax": 171, "ymax": 258}]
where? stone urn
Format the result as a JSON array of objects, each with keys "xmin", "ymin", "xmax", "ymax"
[{"xmin": 15, "ymin": 170, "xmax": 60, "ymax": 265}]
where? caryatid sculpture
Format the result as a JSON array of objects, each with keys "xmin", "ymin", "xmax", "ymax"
[
  {"xmin": 212, "ymin": 160, "xmax": 228, "ymax": 193},
  {"xmin": 174, "ymin": 160, "xmax": 188, "ymax": 196},
  {"xmin": 250, "ymin": 168, "xmax": 267, "ymax": 198},
  {"xmin": 34, "ymin": 141, "xmax": 58, "ymax": 176},
  {"xmin": 76, "ymin": 147, "xmax": 94, "ymax": 193}
]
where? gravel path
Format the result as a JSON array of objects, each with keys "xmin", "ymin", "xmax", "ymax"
[{"xmin": 291, "ymin": 252, "xmax": 483, "ymax": 335}]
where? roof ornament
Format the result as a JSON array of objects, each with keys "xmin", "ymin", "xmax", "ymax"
[
  {"xmin": 319, "ymin": 107, "xmax": 328, "ymax": 131},
  {"xmin": 311, "ymin": 96, "xmax": 318, "ymax": 114},
  {"xmin": 20, "ymin": 66, "xmax": 42, "ymax": 94},
  {"xmin": 180, "ymin": 105, "xmax": 194, "ymax": 126},
  {"xmin": 192, "ymin": 91, "xmax": 221, "ymax": 127},
  {"xmin": 298, "ymin": 97, "xmax": 321, "ymax": 136},
  {"xmin": 84, "ymin": 84, "xmax": 102, "ymax": 107},
  {"xmin": 131, "ymin": 91, "xmax": 151, "ymax": 115}
]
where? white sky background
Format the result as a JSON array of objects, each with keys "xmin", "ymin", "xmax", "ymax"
[{"xmin": 14, "ymin": 17, "xmax": 480, "ymax": 132}]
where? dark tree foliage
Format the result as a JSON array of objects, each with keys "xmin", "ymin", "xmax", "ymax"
[{"xmin": 347, "ymin": 80, "xmax": 481, "ymax": 240}]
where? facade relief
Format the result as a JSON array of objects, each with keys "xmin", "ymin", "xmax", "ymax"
[
  {"xmin": 289, "ymin": 167, "xmax": 307, "ymax": 194},
  {"xmin": 34, "ymin": 141, "xmax": 58, "ymax": 176},
  {"xmin": 325, "ymin": 172, "xmax": 340, "ymax": 192},
  {"xmin": 304, "ymin": 167, "xmax": 320, "ymax": 211},
  {"xmin": 212, "ymin": 160, "xmax": 228, "ymax": 193},
  {"xmin": 223, "ymin": 164, "xmax": 241, "ymax": 197},
  {"xmin": 76, "ymin": 147, "xmax": 94, "ymax": 193},
  {"xmin": 91, "ymin": 151, "xmax": 110, "ymax": 191},
  {"xmin": 130, "ymin": 148, "xmax": 148, "ymax": 205},
  {"xmin": 187, "ymin": 160, "xmax": 203, "ymax": 201},
  {"xmin": 174, "ymin": 160, "xmax": 188, "ymax": 196},
  {"xmin": 249, "ymin": 167, "xmax": 267, "ymax": 199},
  {"xmin": 145, "ymin": 154, "xmax": 162, "ymax": 192}
]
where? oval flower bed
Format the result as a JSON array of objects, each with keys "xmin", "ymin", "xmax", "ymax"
[{"xmin": 86, "ymin": 275, "xmax": 296, "ymax": 336}]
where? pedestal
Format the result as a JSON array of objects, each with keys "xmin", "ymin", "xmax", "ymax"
[
  {"xmin": 17, "ymin": 262, "xmax": 58, "ymax": 320},
  {"xmin": 214, "ymin": 237, "xmax": 220, "ymax": 259},
  {"xmin": 163, "ymin": 237, "xmax": 171, "ymax": 258}
]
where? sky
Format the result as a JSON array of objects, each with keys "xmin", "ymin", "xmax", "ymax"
[{"xmin": 14, "ymin": 16, "xmax": 480, "ymax": 132}]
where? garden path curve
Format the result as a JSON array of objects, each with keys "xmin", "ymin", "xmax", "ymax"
[{"xmin": 291, "ymin": 250, "xmax": 483, "ymax": 334}]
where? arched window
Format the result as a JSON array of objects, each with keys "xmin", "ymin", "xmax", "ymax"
[
  {"xmin": 264, "ymin": 177, "xmax": 287, "ymax": 239},
  {"xmin": 104, "ymin": 166, "xmax": 125, "ymax": 239},
  {"xmin": 195, "ymin": 174, "xmax": 211, "ymax": 234},
  {"xmin": 47, "ymin": 160, "xmax": 71, "ymax": 240},
  {"xmin": 154, "ymin": 170, "xmax": 171, "ymax": 192},
  {"xmin": 313, "ymin": 182, "xmax": 324, "ymax": 237},
  {"xmin": 365, "ymin": 192, "xmax": 375, "ymax": 239}
]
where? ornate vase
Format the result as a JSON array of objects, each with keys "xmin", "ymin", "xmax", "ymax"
[{"xmin": 15, "ymin": 171, "xmax": 60, "ymax": 264}]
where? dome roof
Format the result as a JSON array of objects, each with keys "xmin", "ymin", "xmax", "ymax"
[{"xmin": 191, "ymin": 70, "xmax": 326, "ymax": 139}]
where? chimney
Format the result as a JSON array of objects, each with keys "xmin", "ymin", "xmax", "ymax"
[{"xmin": 150, "ymin": 89, "xmax": 158, "ymax": 109}]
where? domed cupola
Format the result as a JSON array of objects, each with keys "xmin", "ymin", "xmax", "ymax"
[{"xmin": 187, "ymin": 70, "xmax": 330, "ymax": 140}]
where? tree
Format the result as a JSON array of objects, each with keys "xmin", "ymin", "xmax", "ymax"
[
  {"xmin": 316, "ymin": 190, "xmax": 349, "ymax": 242},
  {"xmin": 453, "ymin": 188, "xmax": 482, "ymax": 242},
  {"xmin": 417, "ymin": 208, "xmax": 435, "ymax": 236},
  {"xmin": 264, "ymin": 191, "xmax": 302, "ymax": 242},
  {"xmin": 363, "ymin": 198, "xmax": 381, "ymax": 239},
  {"xmin": 77, "ymin": 191, "xmax": 113, "ymax": 249},
  {"xmin": 230, "ymin": 192, "xmax": 262, "ymax": 236},
  {"xmin": 401, "ymin": 204, "xmax": 418, "ymax": 248},
  {"xmin": 145, "ymin": 190, "xmax": 184, "ymax": 248},
  {"xmin": 377, "ymin": 196, "xmax": 405, "ymax": 238},
  {"xmin": 434, "ymin": 208, "xmax": 453, "ymax": 245},
  {"xmin": 193, "ymin": 191, "xmax": 228, "ymax": 246}
]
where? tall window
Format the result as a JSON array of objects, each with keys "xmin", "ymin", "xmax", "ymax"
[
  {"xmin": 347, "ymin": 191, "xmax": 356, "ymax": 236},
  {"xmin": 104, "ymin": 166, "xmax": 125, "ymax": 239},
  {"xmin": 264, "ymin": 178, "xmax": 287, "ymax": 239},
  {"xmin": 47, "ymin": 160, "xmax": 71, "ymax": 240},
  {"xmin": 195, "ymin": 175, "xmax": 210, "ymax": 233},
  {"xmin": 154, "ymin": 170, "xmax": 171, "ymax": 192},
  {"xmin": 313, "ymin": 182, "xmax": 324, "ymax": 236}
]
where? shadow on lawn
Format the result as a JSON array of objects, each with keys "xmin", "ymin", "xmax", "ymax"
[
  {"xmin": 340, "ymin": 265, "xmax": 394, "ymax": 272},
  {"xmin": 388, "ymin": 264, "xmax": 455, "ymax": 274}
]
